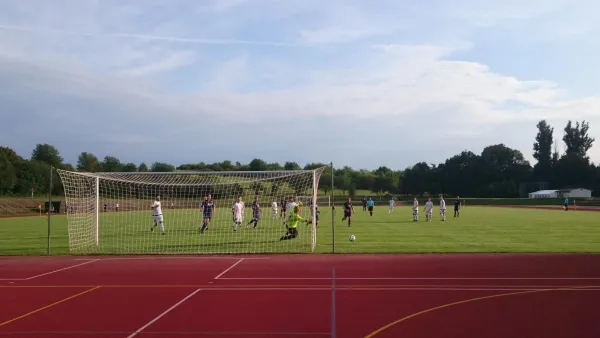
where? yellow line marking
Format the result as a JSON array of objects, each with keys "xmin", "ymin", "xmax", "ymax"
[
  {"xmin": 363, "ymin": 286, "xmax": 593, "ymax": 337},
  {"xmin": 0, "ymin": 286, "xmax": 101, "ymax": 328}
]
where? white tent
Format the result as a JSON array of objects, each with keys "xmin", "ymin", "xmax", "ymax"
[{"xmin": 528, "ymin": 190, "xmax": 558, "ymax": 198}]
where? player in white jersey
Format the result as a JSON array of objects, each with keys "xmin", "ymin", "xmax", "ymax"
[
  {"xmin": 271, "ymin": 201, "xmax": 278, "ymax": 218},
  {"xmin": 232, "ymin": 196, "xmax": 244, "ymax": 231},
  {"xmin": 425, "ymin": 197, "xmax": 434, "ymax": 222},
  {"xmin": 388, "ymin": 198, "xmax": 395, "ymax": 213},
  {"xmin": 439, "ymin": 195, "xmax": 447, "ymax": 221},
  {"xmin": 232, "ymin": 195, "xmax": 246, "ymax": 226},
  {"xmin": 412, "ymin": 197, "xmax": 419, "ymax": 221},
  {"xmin": 150, "ymin": 195, "xmax": 165, "ymax": 234},
  {"xmin": 287, "ymin": 196, "xmax": 297, "ymax": 212}
]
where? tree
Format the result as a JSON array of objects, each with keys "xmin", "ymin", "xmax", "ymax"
[
  {"xmin": 151, "ymin": 162, "xmax": 175, "ymax": 172},
  {"xmin": 563, "ymin": 120, "xmax": 595, "ymax": 159},
  {"xmin": 31, "ymin": 144, "xmax": 63, "ymax": 167},
  {"xmin": 138, "ymin": 163, "xmax": 149, "ymax": 172},
  {"xmin": 284, "ymin": 162, "xmax": 301, "ymax": 170},
  {"xmin": 0, "ymin": 152, "xmax": 17, "ymax": 194},
  {"xmin": 76, "ymin": 152, "xmax": 101, "ymax": 172},
  {"xmin": 121, "ymin": 163, "xmax": 138, "ymax": 172},
  {"xmin": 249, "ymin": 158, "xmax": 267, "ymax": 171},
  {"xmin": 101, "ymin": 156, "xmax": 122, "ymax": 172},
  {"xmin": 0, "ymin": 146, "xmax": 23, "ymax": 165},
  {"xmin": 532, "ymin": 120, "xmax": 554, "ymax": 181}
]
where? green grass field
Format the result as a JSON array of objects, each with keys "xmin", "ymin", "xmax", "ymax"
[{"xmin": 1, "ymin": 206, "xmax": 599, "ymax": 255}]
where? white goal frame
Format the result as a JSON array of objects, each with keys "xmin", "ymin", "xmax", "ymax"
[{"xmin": 57, "ymin": 168, "xmax": 325, "ymax": 255}]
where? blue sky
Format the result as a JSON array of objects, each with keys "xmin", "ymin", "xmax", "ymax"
[{"xmin": 0, "ymin": 0, "xmax": 599, "ymax": 170}]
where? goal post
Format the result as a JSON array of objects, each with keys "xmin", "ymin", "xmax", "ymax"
[{"xmin": 57, "ymin": 167, "xmax": 326, "ymax": 254}]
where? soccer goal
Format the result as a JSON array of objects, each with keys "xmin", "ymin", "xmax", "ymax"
[
  {"xmin": 296, "ymin": 195, "xmax": 331, "ymax": 207},
  {"xmin": 57, "ymin": 167, "xmax": 326, "ymax": 255}
]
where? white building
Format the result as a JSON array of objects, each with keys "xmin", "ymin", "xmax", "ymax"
[
  {"xmin": 559, "ymin": 188, "xmax": 592, "ymax": 198},
  {"xmin": 528, "ymin": 188, "xmax": 592, "ymax": 199}
]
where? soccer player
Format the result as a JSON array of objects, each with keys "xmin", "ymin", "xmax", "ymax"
[
  {"xmin": 200, "ymin": 194, "xmax": 215, "ymax": 233},
  {"xmin": 280, "ymin": 205, "xmax": 311, "ymax": 241},
  {"xmin": 439, "ymin": 195, "xmax": 447, "ymax": 221},
  {"xmin": 342, "ymin": 197, "xmax": 355, "ymax": 227},
  {"xmin": 271, "ymin": 201, "xmax": 278, "ymax": 218},
  {"xmin": 412, "ymin": 197, "xmax": 419, "ymax": 221},
  {"xmin": 240, "ymin": 196, "xmax": 246, "ymax": 223},
  {"xmin": 367, "ymin": 197, "xmax": 374, "ymax": 216},
  {"xmin": 115, "ymin": 202, "xmax": 119, "ymax": 212},
  {"xmin": 280, "ymin": 198, "xmax": 287, "ymax": 219},
  {"xmin": 388, "ymin": 197, "xmax": 395, "ymax": 213},
  {"xmin": 287, "ymin": 196, "xmax": 297, "ymax": 212},
  {"xmin": 247, "ymin": 196, "xmax": 261, "ymax": 229},
  {"xmin": 425, "ymin": 197, "xmax": 433, "ymax": 222},
  {"xmin": 232, "ymin": 196, "xmax": 244, "ymax": 231},
  {"xmin": 312, "ymin": 204, "xmax": 320, "ymax": 227},
  {"xmin": 362, "ymin": 197, "xmax": 367, "ymax": 212},
  {"xmin": 151, "ymin": 195, "xmax": 165, "ymax": 234},
  {"xmin": 563, "ymin": 197, "xmax": 569, "ymax": 211},
  {"xmin": 453, "ymin": 196, "xmax": 461, "ymax": 217}
]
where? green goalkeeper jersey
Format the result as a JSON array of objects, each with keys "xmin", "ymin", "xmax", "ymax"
[{"xmin": 286, "ymin": 212, "xmax": 306, "ymax": 228}]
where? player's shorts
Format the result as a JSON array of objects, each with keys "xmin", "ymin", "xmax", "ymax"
[
  {"xmin": 426, "ymin": 210, "xmax": 433, "ymax": 216},
  {"xmin": 203, "ymin": 213, "xmax": 212, "ymax": 220},
  {"xmin": 344, "ymin": 210, "xmax": 351, "ymax": 217},
  {"xmin": 233, "ymin": 213, "xmax": 243, "ymax": 223},
  {"xmin": 412, "ymin": 208, "xmax": 418, "ymax": 213},
  {"xmin": 286, "ymin": 227, "xmax": 298, "ymax": 236},
  {"xmin": 253, "ymin": 213, "xmax": 260, "ymax": 220},
  {"xmin": 368, "ymin": 206, "xmax": 373, "ymax": 211},
  {"xmin": 153, "ymin": 214, "xmax": 164, "ymax": 223},
  {"xmin": 454, "ymin": 206, "xmax": 459, "ymax": 210},
  {"xmin": 563, "ymin": 203, "xmax": 568, "ymax": 207}
]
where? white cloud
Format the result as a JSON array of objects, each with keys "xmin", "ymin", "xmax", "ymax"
[{"xmin": 0, "ymin": 0, "xmax": 599, "ymax": 168}]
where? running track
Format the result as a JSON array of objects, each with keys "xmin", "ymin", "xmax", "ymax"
[{"xmin": 0, "ymin": 254, "xmax": 599, "ymax": 337}]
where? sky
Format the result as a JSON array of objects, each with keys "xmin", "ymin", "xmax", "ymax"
[{"xmin": 0, "ymin": 0, "xmax": 599, "ymax": 170}]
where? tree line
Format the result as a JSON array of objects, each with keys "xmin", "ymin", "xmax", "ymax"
[{"xmin": 0, "ymin": 119, "xmax": 598, "ymax": 198}]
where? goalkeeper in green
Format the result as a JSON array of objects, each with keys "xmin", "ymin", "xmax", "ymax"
[{"xmin": 280, "ymin": 205, "xmax": 310, "ymax": 241}]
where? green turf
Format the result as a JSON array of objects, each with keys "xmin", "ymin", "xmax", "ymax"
[{"xmin": 0, "ymin": 206, "xmax": 599, "ymax": 255}]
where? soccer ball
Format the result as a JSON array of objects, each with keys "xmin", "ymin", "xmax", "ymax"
[{"xmin": 349, "ymin": 234, "xmax": 356, "ymax": 242}]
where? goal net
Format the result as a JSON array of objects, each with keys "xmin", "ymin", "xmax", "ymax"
[
  {"xmin": 57, "ymin": 167, "xmax": 325, "ymax": 255},
  {"xmin": 296, "ymin": 195, "xmax": 331, "ymax": 207}
]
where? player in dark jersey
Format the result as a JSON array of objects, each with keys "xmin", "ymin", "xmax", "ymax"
[
  {"xmin": 281, "ymin": 198, "xmax": 287, "ymax": 219},
  {"xmin": 342, "ymin": 197, "xmax": 355, "ymax": 227},
  {"xmin": 247, "ymin": 196, "xmax": 261, "ymax": 229},
  {"xmin": 362, "ymin": 198, "xmax": 367, "ymax": 212},
  {"xmin": 200, "ymin": 194, "xmax": 215, "ymax": 233},
  {"xmin": 453, "ymin": 196, "xmax": 461, "ymax": 217}
]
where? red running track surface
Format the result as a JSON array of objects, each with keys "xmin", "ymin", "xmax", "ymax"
[{"xmin": 0, "ymin": 254, "xmax": 599, "ymax": 338}]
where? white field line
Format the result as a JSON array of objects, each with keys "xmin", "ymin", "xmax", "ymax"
[
  {"xmin": 199, "ymin": 287, "xmax": 600, "ymax": 291},
  {"xmin": 74, "ymin": 256, "xmax": 269, "ymax": 261},
  {"xmin": 218, "ymin": 277, "xmax": 600, "ymax": 280},
  {"xmin": 214, "ymin": 258, "xmax": 245, "ymax": 279},
  {"xmin": 126, "ymin": 288, "xmax": 201, "ymax": 338},
  {"xmin": 0, "ymin": 259, "xmax": 99, "ymax": 281}
]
